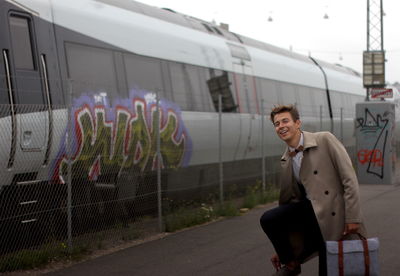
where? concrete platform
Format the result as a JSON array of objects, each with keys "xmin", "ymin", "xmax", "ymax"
[{"xmin": 48, "ymin": 184, "xmax": 400, "ymax": 275}]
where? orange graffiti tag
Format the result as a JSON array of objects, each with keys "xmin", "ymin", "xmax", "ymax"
[{"xmin": 357, "ymin": 149, "xmax": 383, "ymax": 167}]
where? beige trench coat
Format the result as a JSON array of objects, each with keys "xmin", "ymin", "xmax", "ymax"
[{"xmin": 279, "ymin": 131, "xmax": 366, "ymax": 243}]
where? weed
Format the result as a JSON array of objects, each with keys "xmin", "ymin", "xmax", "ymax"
[
  {"xmin": 0, "ymin": 249, "xmax": 50, "ymax": 272},
  {"xmin": 214, "ymin": 201, "xmax": 240, "ymax": 217},
  {"xmin": 69, "ymin": 243, "xmax": 90, "ymax": 261},
  {"xmin": 121, "ymin": 227, "xmax": 141, "ymax": 241},
  {"xmin": 164, "ymin": 203, "xmax": 216, "ymax": 232},
  {"xmin": 242, "ymin": 182, "xmax": 279, "ymax": 209}
]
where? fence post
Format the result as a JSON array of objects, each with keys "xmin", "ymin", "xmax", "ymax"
[
  {"xmin": 319, "ymin": 105, "xmax": 323, "ymax": 131},
  {"xmin": 218, "ymin": 94, "xmax": 224, "ymax": 204},
  {"xmin": 261, "ymin": 99, "xmax": 266, "ymax": 192},
  {"xmin": 67, "ymin": 79, "xmax": 73, "ymax": 251},
  {"xmin": 340, "ymin": 107, "xmax": 344, "ymax": 142},
  {"xmin": 156, "ymin": 91, "xmax": 162, "ymax": 232}
]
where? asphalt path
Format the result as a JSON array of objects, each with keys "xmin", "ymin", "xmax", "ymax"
[{"xmin": 48, "ymin": 184, "xmax": 400, "ymax": 275}]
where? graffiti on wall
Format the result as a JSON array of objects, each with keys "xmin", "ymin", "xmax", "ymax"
[
  {"xmin": 53, "ymin": 89, "xmax": 192, "ymax": 184},
  {"xmin": 356, "ymin": 108, "xmax": 390, "ymax": 178}
]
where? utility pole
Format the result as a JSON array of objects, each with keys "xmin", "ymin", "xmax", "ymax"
[{"xmin": 363, "ymin": 0, "xmax": 385, "ymax": 100}]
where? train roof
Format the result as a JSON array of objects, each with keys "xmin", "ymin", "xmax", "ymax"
[
  {"xmin": 96, "ymin": 0, "xmax": 361, "ymax": 75},
  {"xmin": 11, "ymin": 0, "xmax": 364, "ymax": 96}
]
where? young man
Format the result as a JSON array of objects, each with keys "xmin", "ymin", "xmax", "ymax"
[{"xmin": 260, "ymin": 105, "xmax": 365, "ymax": 276}]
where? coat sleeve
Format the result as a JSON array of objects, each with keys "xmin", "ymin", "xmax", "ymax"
[{"xmin": 324, "ymin": 132, "xmax": 362, "ymax": 224}]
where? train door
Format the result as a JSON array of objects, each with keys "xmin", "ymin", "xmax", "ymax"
[
  {"xmin": 232, "ymin": 61, "xmax": 260, "ymax": 159},
  {"xmin": 0, "ymin": 2, "xmax": 53, "ymax": 172},
  {"xmin": 232, "ymin": 63, "xmax": 260, "ymax": 113},
  {"xmin": 0, "ymin": 1, "xmax": 62, "ymax": 251}
]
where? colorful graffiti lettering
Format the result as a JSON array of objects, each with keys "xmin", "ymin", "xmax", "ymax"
[
  {"xmin": 53, "ymin": 89, "xmax": 192, "ymax": 184},
  {"xmin": 357, "ymin": 149, "xmax": 383, "ymax": 167}
]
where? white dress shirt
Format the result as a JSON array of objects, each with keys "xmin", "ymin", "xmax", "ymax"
[{"xmin": 289, "ymin": 132, "xmax": 304, "ymax": 184}]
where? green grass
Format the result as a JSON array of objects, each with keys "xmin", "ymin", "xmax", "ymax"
[
  {"xmin": 0, "ymin": 242, "xmax": 90, "ymax": 272},
  {"xmin": 164, "ymin": 203, "xmax": 216, "ymax": 232},
  {"xmin": 121, "ymin": 229, "xmax": 142, "ymax": 241},
  {"xmin": 0, "ymin": 249, "xmax": 52, "ymax": 272},
  {"xmin": 214, "ymin": 200, "xmax": 240, "ymax": 217},
  {"xmin": 242, "ymin": 183, "xmax": 279, "ymax": 209}
]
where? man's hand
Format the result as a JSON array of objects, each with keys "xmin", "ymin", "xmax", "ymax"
[
  {"xmin": 270, "ymin": 254, "xmax": 281, "ymax": 271},
  {"xmin": 343, "ymin": 223, "xmax": 360, "ymax": 236}
]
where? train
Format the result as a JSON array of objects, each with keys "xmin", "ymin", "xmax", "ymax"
[{"xmin": 0, "ymin": 0, "xmax": 393, "ymax": 251}]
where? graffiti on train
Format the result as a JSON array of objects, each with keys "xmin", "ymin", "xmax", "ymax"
[
  {"xmin": 356, "ymin": 108, "xmax": 390, "ymax": 178},
  {"xmin": 53, "ymin": 89, "xmax": 192, "ymax": 184}
]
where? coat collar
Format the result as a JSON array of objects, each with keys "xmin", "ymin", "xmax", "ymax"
[{"xmin": 281, "ymin": 131, "xmax": 318, "ymax": 161}]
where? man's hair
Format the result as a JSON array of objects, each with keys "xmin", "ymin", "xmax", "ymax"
[{"xmin": 270, "ymin": 104, "xmax": 300, "ymax": 123}]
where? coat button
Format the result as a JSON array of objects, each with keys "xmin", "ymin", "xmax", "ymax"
[
  {"xmin": 331, "ymin": 212, "xmax": 336, "ymax": 216},
  {"xmin": 314, "ymin": 170, "xmax": 318, "ymax": 175},
  {"xmin": 325, "ymin": 191, "xmax": 329, "ymax": 195}
]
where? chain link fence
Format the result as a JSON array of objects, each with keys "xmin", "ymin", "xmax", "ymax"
[{"xmin": 0, "ymin": 79, "xmax": 357, "ymax": 272}]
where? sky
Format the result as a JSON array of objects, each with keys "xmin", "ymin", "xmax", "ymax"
[{"xmin": 137, "ymin": 0, "xmax": 399, "ymax": 84}]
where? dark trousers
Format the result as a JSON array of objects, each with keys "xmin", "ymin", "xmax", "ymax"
[{"xmin": 260, "ymin": 200, "xmax": 327, "ymax": 276}]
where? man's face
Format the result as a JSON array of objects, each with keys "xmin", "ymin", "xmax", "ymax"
[{"xmin": 273, "ymin": 112, "xmax": 301, "ymax": 144}]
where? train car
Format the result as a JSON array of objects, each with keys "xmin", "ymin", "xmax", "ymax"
[{"xmin": 0, "ymin": 0, "xmax": 367, "ymax": 249}]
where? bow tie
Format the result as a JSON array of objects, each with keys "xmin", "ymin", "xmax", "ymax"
[{"xmin": 288, "ymin": 145, "xmax": 304, "ymax": 158}]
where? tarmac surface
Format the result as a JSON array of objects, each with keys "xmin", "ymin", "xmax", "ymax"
[{"xmin": 47, "ymin": 184, "xmax": 400, "ymax": 275}]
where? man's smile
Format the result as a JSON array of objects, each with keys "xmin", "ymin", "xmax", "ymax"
[{"xmin": 279, "ymin": 128, "xmax": 289, "ymax": 135}]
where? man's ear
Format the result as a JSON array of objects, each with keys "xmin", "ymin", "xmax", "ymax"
[{"xmin": 295, "ymin": 119, "xmax": 302, "ymax": 129}]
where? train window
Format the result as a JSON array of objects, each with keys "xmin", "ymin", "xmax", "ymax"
[
  {"xmin": 259, "ymin": 79, "xmax": 279, "ymax": 111},
  {"xmin": 197, "ymin": 67, "xmax": 214, "ymax": 112},
  {"xmin": 341, "ymin": 93, "xmax": 351, "ymax": 115},
  {"xmin": 187, "ymin": 65, "xmax": 209, "ymax": 111},
  {"xmin": 297, "ymin": 86, "xmax": 316, "ymax": 117},
  {"xmin": 65, "ymin": 43, "xmax": 118, "ymax": 97},
  {"xmin": 343, "ymin": 93, "xmax": 359, "ymax": 118},
  {"xmin": 169, "ymin": 62, "xmax": 209, "ymax": 111},
  {"xmin": 329, "ymin": 91, "xmax": 344, "ymax": 118},
  {"xmin": 279, "ymin": 82, "xmax": 297, "ymax": 106},
  {"xmin": 124, "ymin": 54, "xmax": 165, "ymax": 97},
  {"xmin": 9, "ymin": 15, "xmax": 35, "ymax": 70},
  {"xmin": 310, "ymin": 88, "xmax": 329, "ymax": 117},
  {"xmin": 168, "ymin": 62, "xmax": 193, "ymax": 110}
]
